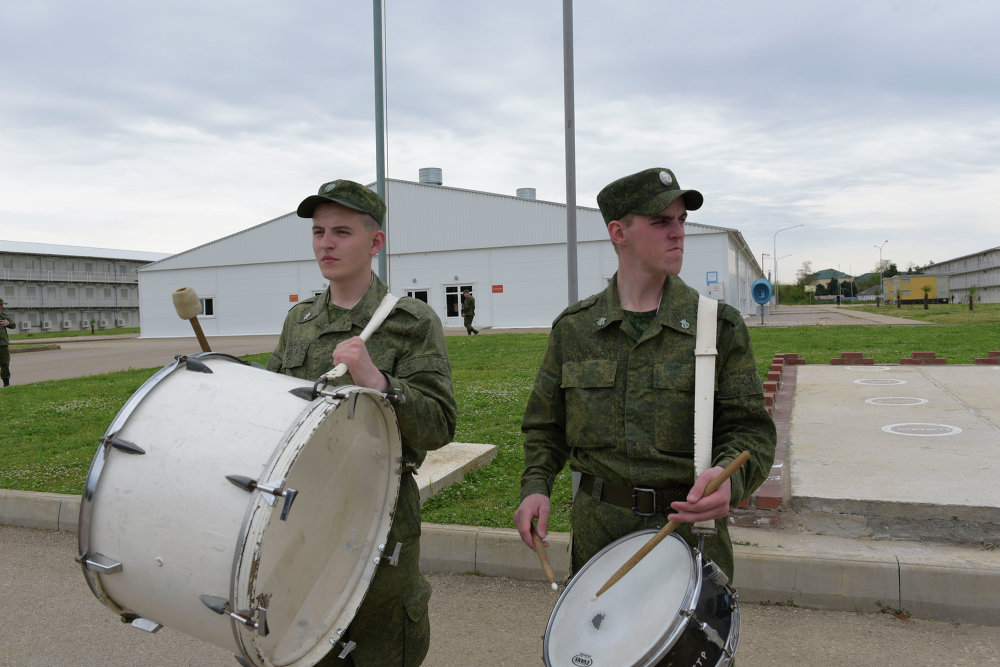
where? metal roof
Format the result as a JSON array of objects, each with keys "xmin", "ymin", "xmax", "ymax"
[{"xmin": 0, "ymin": 240, "xmax": 169, "ymax": 263}]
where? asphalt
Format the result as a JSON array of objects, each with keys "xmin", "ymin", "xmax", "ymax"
[{"xmin": 2, "ymin": 308, "xmax": 999, "ymax": 666}]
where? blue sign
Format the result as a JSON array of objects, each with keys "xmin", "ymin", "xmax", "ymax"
[{"xmin": 706, "ymin": 271, "xmax": 718, "ymax": 285}]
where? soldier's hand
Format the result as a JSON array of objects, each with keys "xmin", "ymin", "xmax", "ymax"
[
  {"xmin": 332, "ymin": 336, "xmax": 389, "ymax": 392},
  {"xmin": 667, "ymin": 465, "xmax": 732, "ymax": 523},
  {"xmin": 514, "ymin": 494, "xmax": 551, "ymax": 551}
]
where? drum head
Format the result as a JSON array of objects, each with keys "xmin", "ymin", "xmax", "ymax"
[
  {"xmin": 232, "ymin": 386, "xmax": 402, "ymax": 667},
  {"xmin": 544, "ymin": 530, "xmax": 698, "ymax": 667}
]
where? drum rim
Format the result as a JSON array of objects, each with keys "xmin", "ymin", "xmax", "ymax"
[
  {"xmin": 230, "ymin": 384, "xmax": 403, "ymax": 667},
  {"xmin": 543, "ymin": 529, "xmax": 701, "ymax": 667}
]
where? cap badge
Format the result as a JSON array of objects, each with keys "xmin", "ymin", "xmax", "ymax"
[
  {"xmin": 659, "ymin": 171, "xmax": 673, "ymax": 186},
  {"xmin": 680, "ymin": 319, "xmax": 690, "ymax": 329},
  {"xmin": 597, "ymin": 317, "xmax": 607, "ymax": 326},
  {"xmin": 322, "ymin": 182, "xmax": 338, "ymax": 194}
]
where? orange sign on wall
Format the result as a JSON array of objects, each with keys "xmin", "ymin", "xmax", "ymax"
[
  {"xmin": 289, "ymin": 295, "xmax": 299, "ymax": 302},
  {"xmin": 492, "ymin": 284, "xmax": 503, "ymax": 293}
]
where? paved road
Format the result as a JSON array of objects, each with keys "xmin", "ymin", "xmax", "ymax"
[{"xmin": 3, "ymin": 526, "xmax": 998, "ymax": 667}]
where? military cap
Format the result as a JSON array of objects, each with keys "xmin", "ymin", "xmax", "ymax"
[
  {"xmin": 296, "ymin": 179, "xmax": 386, "ymax": 226},
  {"xmin": 596, "ymin": 168, "xmax": 703, "ymax": 224}
]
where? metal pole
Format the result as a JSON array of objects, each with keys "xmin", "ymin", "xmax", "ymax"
[
  {"xmin": 373, "ymin": 0, "xmax": 388, "ymax": 282},
  {"xmin": 563, "ymin": 0, "xmax": 578, "ymax": 305},
  {"xmin": 875, "ymin": 240, "xmax": 888, "ymax": 300},
  {"xmin": 772, "ymin": 224, "xmax": 804, "ymax": 308}
]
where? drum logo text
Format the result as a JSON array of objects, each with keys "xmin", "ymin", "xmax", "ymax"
[{"xmin": 571, "ymin": 654, "xmax": 594, "ymax": 667}]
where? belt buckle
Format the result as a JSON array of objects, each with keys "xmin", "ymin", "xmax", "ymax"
[{"xmin": 631, "ymin": 487, "xmax": 658, "ymax": 517}]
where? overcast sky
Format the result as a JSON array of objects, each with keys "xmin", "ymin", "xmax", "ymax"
[{"xmin": 2, "ymin": 1, "xmax": 997, "ymax": 286}]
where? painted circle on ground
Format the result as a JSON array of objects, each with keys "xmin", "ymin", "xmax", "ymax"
[
  {"xmin": 882, "ymin": 423, "xmax": 962, "ymax": 436},
  {"xmin": 865, "ymin": 397, "xmax": 928, "ymax": 406},
  {"xmin": 847, "ymin": 365, "xmax": 891, "ymax": 372},
  {"xmin": 854, "ymin": 378, "xmax": 906, "ymax": 386}
]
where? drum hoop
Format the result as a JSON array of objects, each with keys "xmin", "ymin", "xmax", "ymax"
[
  {"xmin": 229, "ymin": 384, "xmax": 403, "ymax": 667},
  {"xmin": 543, "ymin": 529, "xmax": 701, "ymax": 667}
]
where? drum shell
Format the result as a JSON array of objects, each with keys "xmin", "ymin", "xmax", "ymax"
[
  {"xmin": 543, "ymin": 530, "xmax": 739, "ymax": 667},
  {"xmin": 78, "ymin": 354, "xmax": 402, "ymax": 667}
]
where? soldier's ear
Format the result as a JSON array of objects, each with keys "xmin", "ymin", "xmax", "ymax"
[{"xmin": 607, "ymin": 220, "xmax": 626, "ymax": 245}]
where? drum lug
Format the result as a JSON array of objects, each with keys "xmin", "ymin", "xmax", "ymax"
[
  {"xmin": 329, "ymin": 637, "xmax": 357, "ymax": 660},
  {"xmin": 226, "ymin": 475, "xmax": 299, "ymax": 520},
  {"xmin": 705, "ymin": 560, "xmax": 730, "ymax": 588},
  {"xmin": 82, "ymin": 552, "xmax": 123, "ymax": 575},
  {"xmin": 681, "ymin": 609, "xmax": 727, "ymax": 651},
  {"xmin": 385, "ymin": 387, "xmax": 406, "ymax": 405},
  {"xmin": 104, "ymin": 435, "xmax": 146, "ymax": 455},
  {"xmin": 374, "ymin": 541, "xmax": 402, "ymax": 567},
  {"xmin": 199, "ymin": 595, "xmax": 269, "ymax": 637}
]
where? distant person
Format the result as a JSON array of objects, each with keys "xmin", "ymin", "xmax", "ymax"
[
  {"xmin": 513, "ymin": 167, "xmax": 776, "ymax": 581},
  {"xmin": 267, "ymin": 179, "xmax": 457, "ymax": 665},
  {"xmin": 0, "ymin": 299, "xmax": 14, "ymax": 386},
  {"xmin": 461, "ymin": 289, "xmax": 479, "ymax": 335}
]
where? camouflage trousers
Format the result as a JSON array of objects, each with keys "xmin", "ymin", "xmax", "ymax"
[
  {"xmin": 316, "ymin": 473, "xmax": 431, "ymax": 667},
  {"xmin": 1, "ymin": 346, "xmax": 10, "ymax": 382},
  {"xmin": 570, "ymin": 483, "xmax": 736, "ymax": 582}
]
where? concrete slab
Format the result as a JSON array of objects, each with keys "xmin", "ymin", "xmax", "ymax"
[
  {"xmin": 417, "ymin": 442, "xmax": 497, "ymax": 504},
  {"xmin": 789, "ymin": 364, "xmax": 1000, "ymax": 543}
]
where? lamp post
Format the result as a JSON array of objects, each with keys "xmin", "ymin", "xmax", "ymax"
[
  {"xmin": 761, "ymin": 252, "xmax": 770, "ymax": 279},
  {"xmin": 875, "ymin": 240, "xmax": 888, "ymax": 301},
  {"xmin": 772, "ymin": 224, "xmax": 804, "ymax": 308}
]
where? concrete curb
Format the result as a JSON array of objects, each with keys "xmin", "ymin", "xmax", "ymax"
[{"xmin": 3, "ymin": 489, "xmax": 998, "ymax": 626}]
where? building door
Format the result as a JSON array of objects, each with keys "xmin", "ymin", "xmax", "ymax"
[{"xmin": 445, "ymin": 284, "xmax": 473, "ymax": 326}]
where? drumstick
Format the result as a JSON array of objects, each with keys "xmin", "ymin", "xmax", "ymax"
[
  {"xmin": 532, "ymin": 528, "xmax": 559, "ymax": 591},
  {"xmin": 172, "ymin": 287, "xmax": 211, "ymax": 353},
  {"xmin": 593, "ymin": 451, "xmax": 751, "ymax": 599}
]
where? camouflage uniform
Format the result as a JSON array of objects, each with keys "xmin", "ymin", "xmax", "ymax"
[
  {"xmin": 461, "ymin": 293, "xmax": 476, "ymax": 334},
  {"xmin": 0, "ymin": 300, "xmax": 14, "ymax": 386},
  {"xmin": 520, "ymin": 273, "xmax": 775, "ymax": 579},
  {"xmin": 268, "ymin": 275, "xmax": 457, "ymax": 666}
]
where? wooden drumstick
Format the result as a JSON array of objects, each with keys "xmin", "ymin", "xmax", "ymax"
[
  {"xmin": 172, "ymin": 287, "xmax": 211, "ymax": 353},
  {"xmin": 594, "ymin": 451, "xmax": 751, "ymax": 599},
  {"xmin": 532, "ymin": 528, "xmax": 559, "ymax": 591}
]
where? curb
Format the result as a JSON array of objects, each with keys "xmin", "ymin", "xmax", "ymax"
[{"xmin": 4, "ymin": 489, "xmax": 998, "ymax": 626}]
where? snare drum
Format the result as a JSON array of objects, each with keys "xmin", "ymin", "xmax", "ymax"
[
  {"xmin": 78, "ymin": 353, "xmax": 402, "ymax": 667},
  {"xmin": 543, "ymin": 530, "xmax": 739, "ymax": 667}
]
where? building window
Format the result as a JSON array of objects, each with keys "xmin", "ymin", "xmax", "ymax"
[
  {"xmin": 67, "ymin": 287, "xmax": 76, "ymax": 298},
  {"xmin": 85, "ymin": 262, "xmax": 93, "ymax": 273},
  {"xmin": 86, "ymin": 288, "xmax": 95, "ymax": 298},
  {"xmin": 26, "ymin": 286, "xmax": 36, "ymax": 296},
  {"xmin": 121, "ymin": 288, "xmax": 128, "ymax": 299},
  {"xmin": 407, "ymin": 290, "xmax": 429, "ymax": 303},
  {"xmin": 104, "ymin": 288, "xmax": 112, "ymax": 298},
  {"xmin": 200, "ymin": 297, "xmax": 215, "ymax": 317}
]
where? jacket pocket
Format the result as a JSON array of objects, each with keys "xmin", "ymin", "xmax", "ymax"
[
  {"xmin": 651, "ymin": 362, "xmax": 696, "ymax": 454},
  {"xmin": 562, "ymin": 359, "xmax": 617, "ymax": 449}
]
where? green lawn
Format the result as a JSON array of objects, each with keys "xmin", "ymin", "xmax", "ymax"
[{"xmin": 1, "ymin": 308, "xmax": 997, "ymax": 533}]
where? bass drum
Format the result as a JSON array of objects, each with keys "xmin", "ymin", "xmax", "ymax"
[
  {"xmin": 78, "ymin": 353, "xmax": 402, "ymax": 667},
  {"xmin": 543, "ymin": 530, "xmax": 739, "ymax": 667}
]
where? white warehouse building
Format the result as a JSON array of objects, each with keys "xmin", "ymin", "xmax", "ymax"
[{"xmin": 138, "ymin": 175, "xmax": 764, "ymax": 338}]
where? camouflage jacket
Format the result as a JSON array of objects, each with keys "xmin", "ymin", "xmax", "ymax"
[
  {"xmin": 0, "ymin": 312, "xmax": 14, "ymax": 346},
  {"xmin": 267, "ymin": 275, "xmax": 457, "ymax": 466},
  {"xmin": 461, "ymin": 294, "xmax": 475, "ymax": 316},
  {"xmin": 520, "ymin": 273, "xmax": 775, "ymax": 505}
]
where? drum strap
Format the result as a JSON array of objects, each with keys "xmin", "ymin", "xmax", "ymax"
[
  {"xmin": 693, "ymin": 294, "xmax": 718, "ymax": 534},
  {"xmin": 322, "ymin": 293, "xmax": 401, "ymax": 382}
]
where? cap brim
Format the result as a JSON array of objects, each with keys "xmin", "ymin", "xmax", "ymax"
[
  {"xmin": 296, "ymin": 194, "xmax": 369, "ymax": 219},
  {"xmin": 638, "ymin": 189, "xmax": 703, "ymax": 215}
]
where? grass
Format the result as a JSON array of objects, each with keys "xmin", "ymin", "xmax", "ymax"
[
  {"xmin": 10, "ymin": 327, "xmax": 141, "ymax": 341},
  {"xmin": 1, "ymin": 307, "xmax": 998, "ymax": 533}
]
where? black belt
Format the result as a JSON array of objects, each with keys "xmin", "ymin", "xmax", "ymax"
[{"xmin": 579, "ymin": 474, "xmax": 687, "ymax": 517}]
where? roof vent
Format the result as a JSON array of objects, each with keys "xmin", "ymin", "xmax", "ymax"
[
  {"xmin": 516, "ymin": 188, "xmax": 536, "ymax": 200},
  {"xmin": 418, "ymin": 167, "xmax": 443, "ymax": 186}
]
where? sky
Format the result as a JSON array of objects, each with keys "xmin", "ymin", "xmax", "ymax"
[{"xmin": 2, "ymin": 1, "xmax": 998, "ymax": 287}]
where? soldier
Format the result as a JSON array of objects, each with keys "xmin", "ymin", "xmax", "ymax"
[
  {"xmin": 267, "ymin": 179, "xmax": 457, "ymax": 666},
  {"xmin": 461, "ymin": 289, "xmax": 478, "ymax": 335},
  {"xmin": 513, "ymin": 168, "xmax": 775, "ymax": 580},
  {"xmin": 0, "ymin": 298, "xmax": 15, "ymax": 387}
]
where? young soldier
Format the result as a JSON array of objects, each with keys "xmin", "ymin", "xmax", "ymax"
[
  {"xmin": 0, "ymin": 299, "xmax": 15, "ymax": 386},
  {"xmin": 513, "ymin": 168, "xmax": 775, "ymax": 579},
  {"xmin": 268, "ymin": 179, "xmax": 457, "ymax": 665}
]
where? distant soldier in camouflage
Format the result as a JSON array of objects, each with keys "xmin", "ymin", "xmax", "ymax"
[
  {"xmin": 513, "ymin": 168, "xmax": 776, "ymax": 580},
  {"xmin": 268, "ymin": 179, "xmax": 457, "ymax": 666},
  {"xmin": 461, "ymin": 289, "xmax": 478, "ymax": 335},
  {"xmin": 0, "ymin": 298, "xmax": 15, "ymax": 387}
]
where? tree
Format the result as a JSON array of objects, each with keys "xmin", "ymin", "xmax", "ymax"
[
  {"xmin": 795, "ymin": 261, "xmax": 814, "ymax": 286},
  {"xmin": 828, "ymin": 278, "xmax": 840, "ymax": 297},
  {"xmin": 922, "ymin": 284, "xmax": 931, "ymax": 310},
  {"xmin": 969, "ymin": 285, "xmax": 978, "ymax": 311}
]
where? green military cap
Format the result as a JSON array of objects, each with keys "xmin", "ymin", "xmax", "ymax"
[
  {"xmin": 596, "ymin": 168, "xmax": 703, "ymax": 224},
  {"xmin": 296, "ymin": 179, "xmax": 386, "ymax": 226}
]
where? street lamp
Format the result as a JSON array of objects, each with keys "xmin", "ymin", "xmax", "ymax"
[
  {"xmin": 761, "ymin": 252, "xmax": 770, "ymax": 279},
  {"xmin": 875, "ymin": 240, "xmax": 888, "ymax": 301},
  {"xmin": 773, "ymin": 224, "xmax": 805, "ymax": 308}
]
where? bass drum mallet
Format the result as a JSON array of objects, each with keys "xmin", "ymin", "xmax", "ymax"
[{"xmin": 172, "ymin": 286, "xmax": 211, "ymax": 353}]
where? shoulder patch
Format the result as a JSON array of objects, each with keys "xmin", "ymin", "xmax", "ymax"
[
  {"xmin": 286, "ymin": 295, "xmax": 318, "ymax": 314},
  {"xmin": 394, "ymin": 297, "xmax": 429, "ymax": 320},
  {"xmin": 552, "ymin": 293, "xmax": 598, "ymax": 327}
]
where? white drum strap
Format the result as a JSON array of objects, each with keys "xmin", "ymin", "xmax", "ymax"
[
  {"xmin": 693, "ymin": 294, "xmax": 718, "ymax": 533},
  {"xmin": 322, "ymin": 293, "xmax": 400, "ymax": 382}
]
